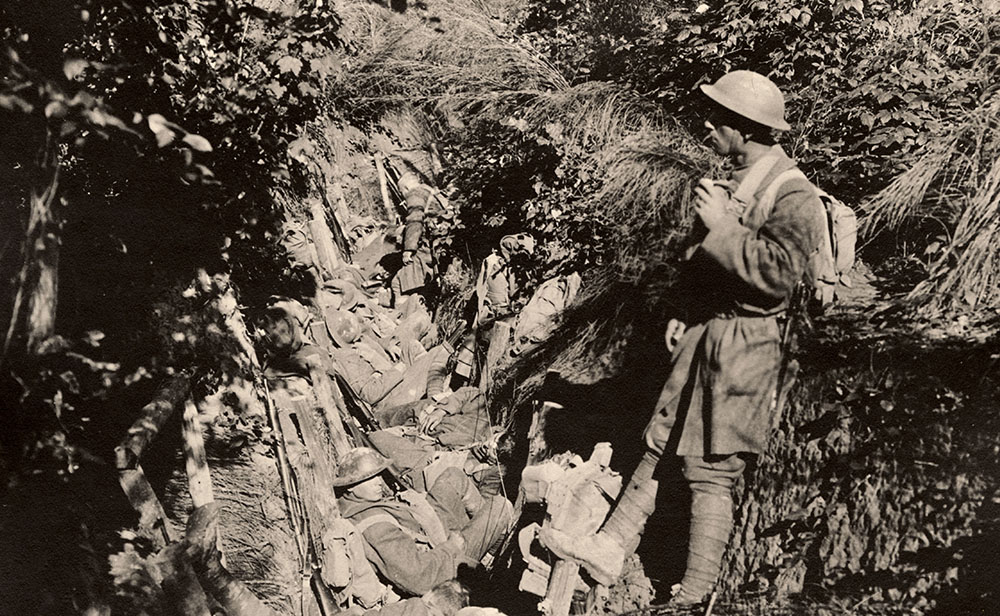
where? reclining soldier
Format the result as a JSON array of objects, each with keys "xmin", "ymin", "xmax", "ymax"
[{"xmin": 335, "ymin": 447, "xmax": 514, "ymax": 597}]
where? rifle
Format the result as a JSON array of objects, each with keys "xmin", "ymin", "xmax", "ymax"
[
  {"xmin": 331, "ymin": 372, "xmax": 413, "ymax": 491},
  {"xmin": 772, "ymin": 284, "xmax": 809, "ymax": 425},
  {"xmin": 475, "ymin": 310, "xmax": 517, "ymax": 332},
  {"xmin": 443, "ymin": 319, "xmax": 470, "ymax": 350},
  {"xmin": 333, "ymin": 372, "xmax": 383, "ymax": 433}
]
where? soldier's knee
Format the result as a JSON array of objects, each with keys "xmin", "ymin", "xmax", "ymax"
[{"xmin": 681, "ymin": 454, "xmax": 746, "ymax": 494}]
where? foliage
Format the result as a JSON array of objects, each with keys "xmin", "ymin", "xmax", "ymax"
[
  {"xmin": 0, "ymin": 4, "xmax": 350, "ymax": 612},
  {"xmin": 337, "ymin": 0, "xmax": 714, "ymax": 286},
  {"xmin": 0, "ymin": 0, "xmax": 347, "ymax": 469},
  {"xmin": 518, "ymin": 0, "xmax": 1000, "ymax": 311}
]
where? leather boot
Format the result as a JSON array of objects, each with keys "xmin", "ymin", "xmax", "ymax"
[{"xmin": 537, "ymin": 527, "xmax": 625, "ymax": 586}]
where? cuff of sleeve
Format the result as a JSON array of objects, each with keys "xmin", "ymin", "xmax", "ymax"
[{"xmin": 700, "ymin": 218, "xmax": 745, "ymax": 262}]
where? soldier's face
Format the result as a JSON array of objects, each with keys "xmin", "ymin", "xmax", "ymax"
[
  {"xmin": 704, "ymin": 107, "xmax": 745, "ymax": 157},
  {"xmin": 264, "ymin": 317, "xmax": 296, "ymax": 352},
  {"xmin": 351, "ymin": 475, "xmax": 387, "ymax": 501},
  {"xmin": 705, "ymin": 119, "xmax": 742, "ymax": 156}
]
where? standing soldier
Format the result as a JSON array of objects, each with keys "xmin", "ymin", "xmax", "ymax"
[
  {"xmin": 453, "ymin": 233, "xmax": 534, "ymax": 384},
  {"xmin": 392, "ymin": 172, "xmax": 449, "ymax": 306},
  {"xmin": 540, "ymin": 70, "xmax": 826, "ymax": 604}
]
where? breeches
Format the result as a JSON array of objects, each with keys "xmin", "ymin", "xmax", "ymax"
[{"xmin": 427, "ymin": 467, "xmax": 513, "ymax": 562}]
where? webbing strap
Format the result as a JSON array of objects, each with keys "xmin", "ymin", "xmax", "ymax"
[
  {"xmin": 353, "ymin": 513, "xmax": 432, "ymax": 546},
  {"xmin": 731, "ymin": 151, "xmax": 783, "ymax": 207},
  {"xmin": 755, "ymin": 168, "xmax": 809, "ymax": 221}
]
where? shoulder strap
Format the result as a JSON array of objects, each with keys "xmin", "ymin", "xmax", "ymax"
[
  {"xmin": 756, "ymin": 168, "xmax": 809, "ymax": 222},
  {"xmin": 731, "ymin": 153, "xmax": 783, "ymax": 206},
  {"xmin": 398, "ymin": 490, "xmax": 449, "ymax": 548},
  {"xmin": 353, "ymin": 512, "xmax": 433, "ymax": 546}
]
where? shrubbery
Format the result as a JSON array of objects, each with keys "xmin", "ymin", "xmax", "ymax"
[
  {"xmin": 0, "ymin": 0, "xmax": 346, "ymax": 479},
  {"xmin": 517, "ymin": 0, "xmax": 1000, "ymax": 310}
]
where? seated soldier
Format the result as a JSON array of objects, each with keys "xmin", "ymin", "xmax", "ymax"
[
  {"xmin": 370, "ymin": 386, "xmax": 509, "ymax": 496},
  {"xmin": 326, "ymin": 308, "xmax": 409, "ymax": 406},
  {"xmin": 376, "ymin": 387, "xmax": 490, "ymax": 445},
  {"xmin": 335, "ymin": 447, "xmax": 513, "ymax": 598},
  {"xmin": 325, "ymin": 307, "xmax": 453, "ymax": 411},
  {"xmin": 367, "ymin": 424, "xmax": 509, "ymax": 497}
]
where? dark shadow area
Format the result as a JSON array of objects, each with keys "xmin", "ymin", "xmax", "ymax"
[
  {"xmin": 521, "ymin": 328, "xmax": 695, "ymax": 599},
  {"xmin": 927, "ymin": 499, "xmax": 1000, "ymax": 615}
]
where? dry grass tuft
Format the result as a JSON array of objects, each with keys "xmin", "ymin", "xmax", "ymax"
[
  {"xmin": 335, "ymin": 0, "xmax": 716, "ymax": 402},
  {"xmin": 858, "ymin": 0, "xmax": 1000, "ymax": 312},
  {"xmin": 862, "ymin": 91, "xmax": 1000, "ymax": 311}
]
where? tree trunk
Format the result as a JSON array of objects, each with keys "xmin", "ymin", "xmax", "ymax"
[{"xmin": 3, "ymin": 131, "xmax": 62, "ymax": 361}]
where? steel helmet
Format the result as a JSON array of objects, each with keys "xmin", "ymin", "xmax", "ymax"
[
  {"xmin": 264, "ymin": 298, "xmax": 310, "ymax": 349},
  {"xmin": 699, "ymin": 70, "xmax": 791, "ymax": 131},
  {"xmin": 323, "ymin": 278, "xmax": 360, "ymax": 311},
  {"xmin": 332, "ymin": 447, "xmax": 392, "ymax": 487},
  {"xmin": 327, "ymin": 309, "xmax": 362, "ymax": 348},
  {"xmin": 500, "ymin": 233, "xmax": 535, "ymax": 258}
]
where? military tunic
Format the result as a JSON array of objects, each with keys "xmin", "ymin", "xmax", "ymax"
[
  {"xmin": 644, "ymin": 148, "xmax": 825, "ymax": 457},
  {"xmin": 341, "ymin": 494, "xmax": 459, "ymax": 597}
]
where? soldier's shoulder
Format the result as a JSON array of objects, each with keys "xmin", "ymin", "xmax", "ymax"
[{"xmin": 775, "ymin": 169, "xmax": 821, "ymax": 202}]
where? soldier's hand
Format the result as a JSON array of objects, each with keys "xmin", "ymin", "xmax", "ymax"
[
  {"xmin": 665, "ymin": 318, "xmax": 686, "ymax": 353},
  {"xmin": 401, "ymin": 250, "xmax": 414, "ymax": 265},
  {"xmin": 444, "ymin": 532, "xmax": 466, "ymax": 555},
  {"xmin": 643, "ymin": 420, "xmax": 668, "ymax": 456},
  {"xmin": 419, "ymin": 408, "xmax": 446, "ymax": 434},
  {"xmin": 693, "ymin": 179, "xmax": 734, "ymax": 231}
]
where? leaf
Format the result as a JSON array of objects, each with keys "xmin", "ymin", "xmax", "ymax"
[
  {"xmin": 86, "ymin": 107, "xmax": 135, "ymax": 134},
  {"xmin": 0, "ymin": 94, "xmax": 34, "ymax": 113},
  {"xmin": 147, "ymin": 113, "xmax": 168, "ymax": 134},
  {"xmin": 287, "ymin": 135, "xmax": 315, "ymax": 164},
  {"xmin": 311, "ymin": 54, "xmax": 341, "ymax": 78},
  {"xmin": 155, "ymin": 129, "xmax": 176, "ymax": 148},
  {"xmin": 298, "ymin": 81, "xmax": 320, "ymax": 98},
  {"xmin": 63, "ymin": 58, "xmax": 88, "ymax": 80},
  {"xmin": 82, "ymin": 331, "xmax": 106, "ymax": 349},
  {"xmin": 277, "ymin": 55, "xmax": 303, "ymax": 75},
  {"xmin": 182, "ymin": 133, "xmax": 213, "ymax": 152},
  {"xmin": 45, "ymin": 101, "xmax": 68, "ymax": 119},
  {"xmin": 267, "ymin": 80, "xmax": 286, "ymax": 98}
]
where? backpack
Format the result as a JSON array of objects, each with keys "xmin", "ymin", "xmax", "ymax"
[
  {"xmin": 756, "ymin": 168, "xmax": 857, "ymax": 308},
  {"xmin": 321, "ymin": 517, "xmax": 393, "ymax": 608},
  {"xmin": 812, "ymin": 189, "xmax": 857, "ymax": 306}
]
